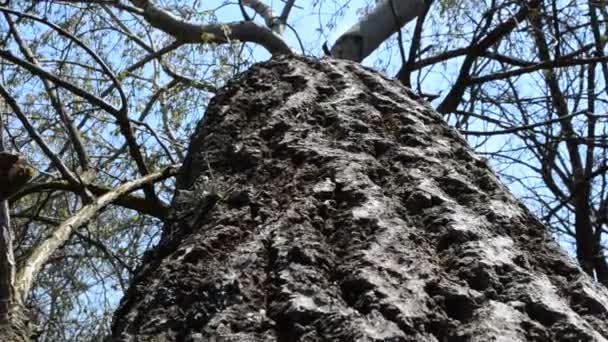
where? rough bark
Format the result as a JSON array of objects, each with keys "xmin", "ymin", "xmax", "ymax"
[
  {"xmin": 0, "ymin": 200, "xmax": 29, "ymax": 342},
  {"xmin": 112, "ymin": 56, "xmax": 608, "ymax": 341},
  {"xmin": 0, "ymin": 304, "xmax": 30, "ymax": 342}
]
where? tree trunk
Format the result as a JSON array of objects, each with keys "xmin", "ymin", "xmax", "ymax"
[
  {"xmin": 0, "ymin": 305, "xmax": 30, "ymax": 342},
  {"xmin": 111, "ymin": 56, "xmax": 608, "ymax": 341}
]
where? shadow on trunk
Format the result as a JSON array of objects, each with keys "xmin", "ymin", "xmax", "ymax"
[{"xmin": 111, "ymin": 56, "xmax": 608, "ymax": 341}]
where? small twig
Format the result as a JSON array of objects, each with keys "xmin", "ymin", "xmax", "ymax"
[
  {"xmin": 205, "ymin": 152, "xmax": 215, "ymax": 182},
  {"xmin": 279, "ymin": 0, "xmax": 297, "ymax": 23},
  {"xmin": 238, "ymin": 0, "xmax": 252, "ymax": 21},
  {"xmin": 284, "ymin": 21, "xmax": 305, "ymax": 54},
  {"xmin": 388, "ymin": 0, "xmax": 407, "ymax": 69},
  {"xmin": 130, "ymin": 119, "xmax": 177, "ymax": 164}
]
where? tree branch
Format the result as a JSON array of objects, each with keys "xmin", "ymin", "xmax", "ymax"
[
  {"xmin": 469, "ymin": 55, "xmax": 608, "ymax": 85},
  {"xmin": 0, "ymin": 115, "xmax": 14, "ymax": 325},
  {"xmin": 14, "ymin": 164, "xmax": 180, "ymax": 304},
  {"xmin": 5, "ymin": 14, "xmax": 91, "ymax": 175},
  {"xmin": 10, "ymin": 180, "xmax": 173, "ymax": 220},
  {"xmin": 436, "ymin": 0, "xmax": 541, "ymax": 114},
  {"xmin": 0, "ymin": 84, "xmax": 82, "ymax": 188},
  {"xmin": 331, "ymin": 0, "xmax": 425, "ymax": 62},
  {"xmin": 242, "ymin": 0, "xmax": 282, "ymax": 33},
  {"xmin": 130, "ymin": 0, "xmax": 291, "ymax": 55}
]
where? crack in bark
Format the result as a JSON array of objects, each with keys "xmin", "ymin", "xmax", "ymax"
[{"xmin": 112, "ymin": 56, "xmax": 608, "ymax": 342}]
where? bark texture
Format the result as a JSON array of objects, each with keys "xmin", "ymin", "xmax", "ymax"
[
  {"xmin": 0, "ymin": 304, "xmax": 31, "ymax": 342},
  {"xmin": 112, "ymin": 56, "xmax": 608, "ymax": 341}
]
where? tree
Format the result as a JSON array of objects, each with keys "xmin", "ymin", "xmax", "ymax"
[
  {"xmin": 0, "ymin": 0, "xmax": 607, "ymax": 340},
  {"xmin": 112, "ymin": 55, "xmax": 608, "ymax": 341}
]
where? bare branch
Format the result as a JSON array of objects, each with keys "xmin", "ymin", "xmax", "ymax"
[
  {"xmin": 0, "ymin": 84, "xmax": 82, "ymax": 188},
  {"xmin": 11, "ymin": 181, "xmax": 171, "ymax": 220},
  {"xmin": 396, "ymin": 0, "xmax": 432, "ymax": 86},
  {"xmin": 436, "ymin": 0, "xmax": 541, "ymax": 114},
  {"xmin": 469, "ymin": 55, "xmax": 608, "ymax": 85},
  {"xmin": 14, "ymin": 164, "xmax": 180, "ymax": 303},
  {"xmin": 460, "ymin": 111, "xmax": 607, "ymax": 136},
  {"xmin": 0, "ymin": 6, "xmax": 128, "ymax": 114},
  {"xmin": 242, "ymin": 0, "xmax": 282, "ymax": 33},
  {"xmin": 0, "ymin": 50, "xmax": 119, "ymax": 115},
  {"xmin": 4, "ymin": 14, "xmax": 91, "ymax": 174},
  {"xmin": 131, "ymin": 0, "xmax": 291, "ymax": 55},
  {"xmin": 279, "ymin": 0, "xmax": 297, "ymax": 24},
  {"xmin": 331, "ymin": 0, "xmax": 425, "ymax": 62}
]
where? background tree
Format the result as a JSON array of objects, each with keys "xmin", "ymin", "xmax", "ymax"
[{"xmin": 0, "ymin": 0, "xmax": 606, "ymax": 340}]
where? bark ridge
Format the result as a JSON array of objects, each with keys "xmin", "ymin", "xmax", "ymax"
[{"xmin": 112, "ymin": 56, "xmax": 608, "ymax": 341}]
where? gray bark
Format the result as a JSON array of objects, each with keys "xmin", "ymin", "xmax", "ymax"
[
  {"xmin": 128, "ymin": 0, "xmax": 292, "ymax": 55},
  {"xmin": 0, "ymin": 115, "xmax": 27, "ymax": 341},
  {"xmin": 331, "ymin": 0, "xmax": 426, "ymax": 62},
  {"xmin": 112, "ymin": 56, "xmax": 608, "ymax": 341},
  {"xmin": 0, "ymin": 201, "xmax": 25, "ymax": 341}
]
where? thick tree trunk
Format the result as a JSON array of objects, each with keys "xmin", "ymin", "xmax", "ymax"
[{"xmin": 112, "ymin": 56, "xmax": 608, "ymax": 341}]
